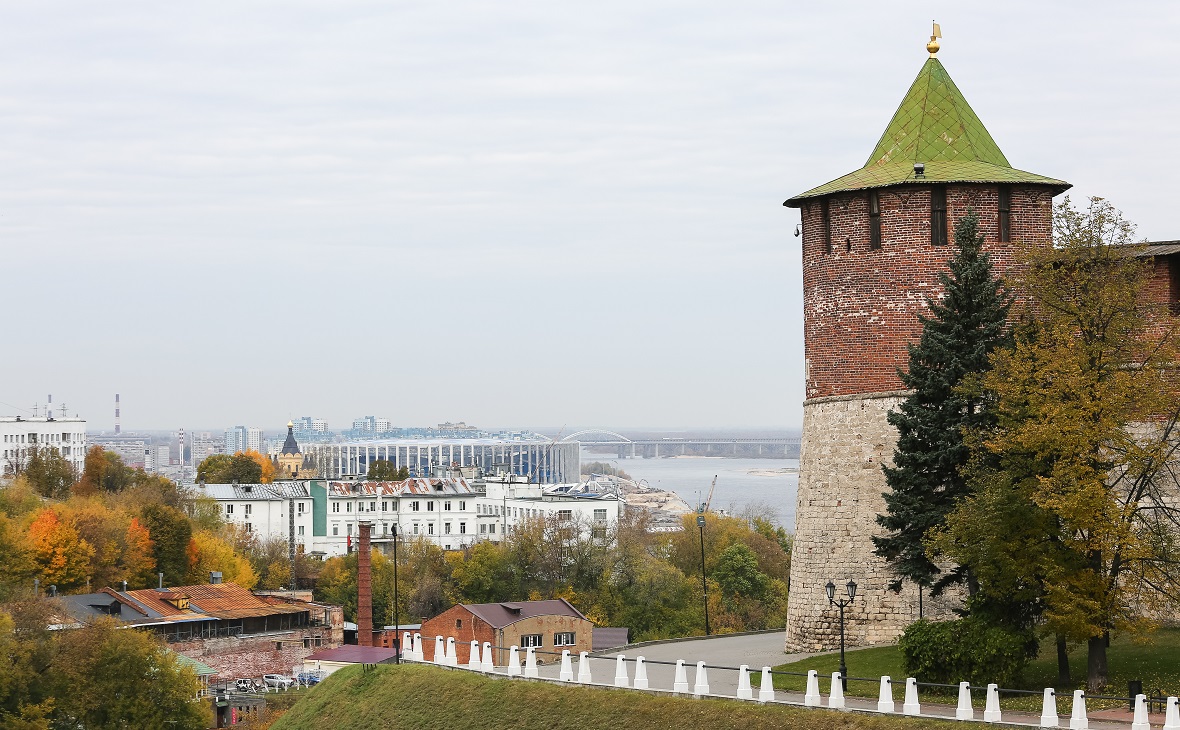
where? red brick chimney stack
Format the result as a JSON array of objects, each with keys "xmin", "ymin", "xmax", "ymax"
[{"xmin": 357, "ymin": 521, "xmax": 373, "ymax": 647}]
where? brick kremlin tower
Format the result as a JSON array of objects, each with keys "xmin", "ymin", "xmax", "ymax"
[{"xmin": 781, "ymin": 31, "xmax": 1070, "ymax": 651}]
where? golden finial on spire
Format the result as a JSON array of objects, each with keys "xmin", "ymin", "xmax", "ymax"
[{"xmin": 927, "ymin": 21, "xmax": 942, "ymax": 57}]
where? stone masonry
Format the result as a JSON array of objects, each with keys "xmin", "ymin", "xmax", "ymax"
[{"xmin": 784, "ymin": 393, "xmax": 960, "ymax": 651}]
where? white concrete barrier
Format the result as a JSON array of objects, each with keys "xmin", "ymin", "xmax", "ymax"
[
  {"xmin": 903, "ymin": 677, "xmax": 920, "ymax": 716},
  {"xmin": 402, "ymin": 632, "xmax": 412, "ymax": 661},
  {"xmin": 1069, "ymin": 689, "xmax": 1087, "ymax": 729},
  {"xmin": 957, "ymin": 682, "xmax": 974, "ymax": 721},
  {"xmin": 736, "ymin": 664, "xmax": 751, "ymax": 700},
  {"xmin": 613, "ymin": 655, "xmax": 629, "ymax": 688},
  {"xmin": 558, "ymin": 650, "xmax": 573, "ymax": 682},
  {"xmin": 983, "ymin": 683, "xmax": 1001, "ymax": 723},
  {"xmin": 877, "ymin": 676, "xmax": 895, "ymax": 713},
  {"xmin": 804, "ymin": 669, "xmax": 821, "ymax": 707},
  {"xmin": 758, "ymin": 666, "xmax": 775, "ymax": 703},
  {"xmin": 481, "ymin": 642, "xmax": 494, "ymax": 672},
  {"xmin": 468, "ymin": 640, "xmax": 481, "ymax": 671},
  {"xmin": 829, "ymin": 672, "xmax": 845, "ymax": 709},
  {"xmin": 1040, "ymin": 688, "xmax": 1058, "ymax": 728},
  {"xmin": 577, "ymin": 652, "xmax": 592, "ymax": 684},
  {"xmin": 1132, "ymin": 694, "xmax": 1149, "ymax": 730},
  {"xmin": 692, "ymin": 661, "xmax": 710, "ymax": 697},
  {"xmin": 412, "ymin": 633, "xmax": 422, "ymax": 662},
  {"xmin": 1164, "ymin": 696, "xmax": 1179, "ymax": 730},
  {"xmin": 433, "ymin": 636, "xmax": 445, "ymax": 665},
  {"xmin": 506, "ymin": 646, "xmax": 521, "ymax": 677},
  {"xmin": 634, "ymin": 656, "xmax": 648, "ymax": 690},
  {"xmin": 445, "ymin": 637, "xmax": 458, "ymax": 666},
  {"xmin": 673, "ymin": 660, "xmax": 689, "ymax": 694},
  {"xmin": 524, "ymin": 647, "xmax": 539, "ymax": 678}
]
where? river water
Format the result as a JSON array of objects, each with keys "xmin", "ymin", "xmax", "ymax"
[{"xmin": 582, "ymin": 450, "xmax": 799, "ymax": 530}]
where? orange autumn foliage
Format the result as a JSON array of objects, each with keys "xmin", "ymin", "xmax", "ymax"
[{"xmin": 26, "ymin": 508, "xmax": 94, "ymax": 590}]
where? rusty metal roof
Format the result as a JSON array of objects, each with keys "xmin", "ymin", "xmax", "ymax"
[{"xmin": 124, "ymin": 583, "xmax": 308, "ymax": 619}]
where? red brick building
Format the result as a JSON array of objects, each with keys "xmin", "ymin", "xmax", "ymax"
[{"xmin": 420, "ymin": 599, "xmax": 592, "ymax": 666}]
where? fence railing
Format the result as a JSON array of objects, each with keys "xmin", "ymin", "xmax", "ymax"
[{"xmin": 389, "ymin": 631, "xmax": 1179, "ymax": 728}]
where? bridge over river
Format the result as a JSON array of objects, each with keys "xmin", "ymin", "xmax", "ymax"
[{"xmin": 559, "ymin": 430, "xmax": 800, "ymax": 459}]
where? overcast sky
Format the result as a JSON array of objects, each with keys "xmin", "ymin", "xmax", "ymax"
[{"xmin": 2, "ymin": 2, "xmax": 1178, "ymax": 432}]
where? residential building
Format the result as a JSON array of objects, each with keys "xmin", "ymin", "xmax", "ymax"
[
  {"xmin": 198, "ymin": 474, "xmax": 620, "ymax": 558},
  {"xmin": 190, "ymin": 433, "xmax": 222, "ymax": 464},
  {"xmin": 88, "ymin": 436, "xmax": 148, "ymax": 469},
  {"xmin": 2, "ymin": 417, "xmax": 88, "ymax": 475},
  {"xmin": 420, "ymin": 599, "xmax": 593, "ymax": 665},
  {"xmin": 224, "ymin": 426, "xmax": 263, "ymax": 455}
]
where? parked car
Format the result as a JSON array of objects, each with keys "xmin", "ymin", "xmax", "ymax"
[
  {"xmin": 234, "ymin": 678, "xmax": 256, "ymax": 693},
  {"xmin": 263, "ymin": 674, "xmax": 296, "ymax": 689},
  {"xmin": 296, "ymin": 673, "xmax": 322, "ymax": 686}
]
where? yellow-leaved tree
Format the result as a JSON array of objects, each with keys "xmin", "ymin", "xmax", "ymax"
[
  {"xmin": 185, "ymin": 530, "xmax": 258, "ymax": 588},
  {"xmin": 934, "ymin": 197, "xmax": 1180, "ymax": 691},
  {"xmin": 25, "ymin": 508, "xmax": 94, "ymax": 591}
]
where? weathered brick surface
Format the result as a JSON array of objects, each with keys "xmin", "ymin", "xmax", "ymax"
[
  {"xmin": 173, "ymin": 630, "xmax": 333, "ymax": 680},
  {"xmin": 786, "ymin": 183, "xmax": 1055, "ymax": 651},
  {"xmin": 799, "ymin": 184, "xmax": 1053, "ymax": 399}
]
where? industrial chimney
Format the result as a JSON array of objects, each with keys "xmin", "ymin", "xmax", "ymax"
[
  {"xmin": 115, "ymin": 394, "xmax": 121, "ymax": 435},
  {"xmin": 357, "ymin": 522, "xmax": 373, "ymax": 647}
]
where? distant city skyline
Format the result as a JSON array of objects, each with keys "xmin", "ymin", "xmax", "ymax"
[{"xmin": 2, "ymin": 3, "xmax": 1177, "ymax": 429}]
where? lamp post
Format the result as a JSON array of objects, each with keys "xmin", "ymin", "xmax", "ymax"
[
  {"xmin": 392, "ymin": 523, "xmax": 400, "ymax": 663},
  {"xmin": 697, "ymin": 514, "xmax": 710, "ymax": 636},
  {"xmin": 825, "ymin": 579, "xmax": 857, "ymax": 690}
]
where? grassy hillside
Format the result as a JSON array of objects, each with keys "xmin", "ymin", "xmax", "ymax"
[
  {"xmin": 272, "ymin": 663, "xmax": 956, "ymax": 730},
  {"xmin": 772, "ymin": 628, "xmax": 1180, "ymax": 712}
]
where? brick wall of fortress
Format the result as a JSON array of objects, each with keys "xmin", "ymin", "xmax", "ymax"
[{"xmin": 784, "ymin": 184, "xmax": 1054, "ymax": 652}]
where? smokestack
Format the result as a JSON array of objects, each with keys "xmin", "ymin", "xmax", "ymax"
[
  {"xmin": 115, "ymin": 394, "xmax": 121, "ymax": 435},
  {"xmin": 47, "ymin": 394, "xmax": 52, "ymax": 420},
  {"xmin": 357, "ymin": 522, "xmax": 373, "ymax": 647},
  {"xmin": 178, "ymin": 428, "xmax": 186, "ymax": 466},
  {"xmin": 158, "ymin": 572, "xmax": 164, "ymax": 590}
]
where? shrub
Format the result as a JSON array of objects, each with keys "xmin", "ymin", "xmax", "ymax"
[{"xmin": 899, "ymin": 618, "xmax": 1036, "ymax": 687}]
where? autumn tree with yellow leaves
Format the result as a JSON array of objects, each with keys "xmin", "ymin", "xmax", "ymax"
[{"xmin": 933, "ymin": 197, "xmax": 1180, "ymax": 691}]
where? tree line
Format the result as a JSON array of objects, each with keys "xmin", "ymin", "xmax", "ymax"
[
  {"xmin": 875, "ymin": 197, "xmax": 1180, "ymax": 691},
  {"xmin": 315, "ymin": 507, "xmax": 792, "ymax": 642}
]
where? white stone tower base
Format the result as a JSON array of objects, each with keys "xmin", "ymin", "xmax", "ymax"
[{"xmin": 784, "ymin": 392, "xmax": 960, "ymax": 652}]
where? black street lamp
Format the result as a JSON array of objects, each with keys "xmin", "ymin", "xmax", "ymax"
[
  {"xmin": 697, "ymin": 514, "xmax": 710, "ymax": 636},
  {"xmin": 825, "ymin": 579, "xmax": 857, "ymax": 690},
  {"xmin": 392, "ymin": 524, "xmax": 400, "ymax": 664}
]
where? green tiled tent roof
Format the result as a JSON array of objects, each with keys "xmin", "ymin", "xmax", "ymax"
[{"xmin": 785, "ymin": 58, "xmax": 1069, "ymax": 206}]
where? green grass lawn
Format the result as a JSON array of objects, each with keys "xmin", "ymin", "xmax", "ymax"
[
  {"xmin": 272, "ymin": 663, "xmax": 962, "ymax": 730},
  {"xmin": 773, "ymin": 628, "xmax": 1180, "ymax": 712}
]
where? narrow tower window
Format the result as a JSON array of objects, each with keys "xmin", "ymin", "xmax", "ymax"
[
  {"xmin": 821, "ymin": 199, "xmax": 832, "ymax": 254},
  {"xmin": 868, "ymin": 191, "xmax": 882, "ymax": 249},
  {"xmin": 930, "ymin": 186, "xmax": 948, "ymax": 246},
  {"xmin": 997, "ymin": 186, "xmax": 1011, "ymax": 242}
]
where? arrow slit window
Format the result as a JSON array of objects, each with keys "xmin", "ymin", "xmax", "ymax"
[
  {"xmin": 931, "ymin": 186, "xmax": 948, "ymax": 245},
  {"xmin": 998, "ymin": 186, "xmax": 1011, "ymax": 242},
  {"xmin": 868, "ymin": 191, "xmax": 882, "ymax": 249}
]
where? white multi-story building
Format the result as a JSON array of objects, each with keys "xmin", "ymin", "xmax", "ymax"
[
  {"xmin": 223, "ymin": 426, "xmax": 264, "ymax": 455},
  {"xmin": 1, "ymin": 417, "xmax": 88, "ymax": 476},
  {"xmin": 196, "ymin": 477, "xmax": 621, "ymax": 558},
  {"xmin": 190, "ymin": 434, "xmax": 222, "ymax": 464},
  {"xmin": 88, "ymin": 437, "xmax": 149, "ymax": 469}
]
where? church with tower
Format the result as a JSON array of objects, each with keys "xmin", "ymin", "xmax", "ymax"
[{"xmin": 781, "ymin": 31, "xmax": 1073, "ymax": 650}]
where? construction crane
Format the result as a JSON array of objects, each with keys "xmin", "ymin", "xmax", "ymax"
[{"xmin": 699, "ymin": 475, "xmax": 718, "ymax": 513}]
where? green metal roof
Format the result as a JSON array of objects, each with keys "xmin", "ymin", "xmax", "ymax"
[{"xmin": 786, "ymin": 58, "xmax": 1069, "ymax": 206}]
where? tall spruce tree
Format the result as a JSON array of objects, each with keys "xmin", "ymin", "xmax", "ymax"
[{"xmin": 873, "ymin": 212, "xmax": 1011, "ymax": 592}]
